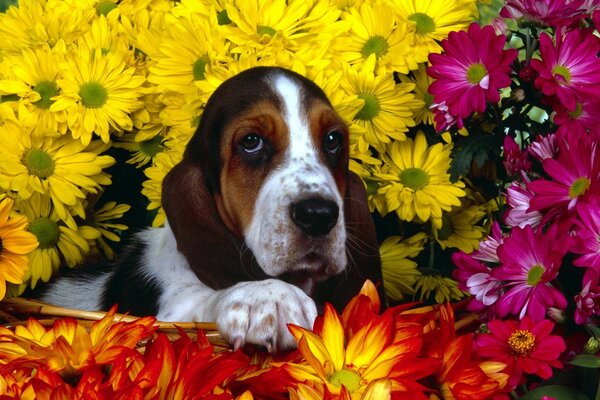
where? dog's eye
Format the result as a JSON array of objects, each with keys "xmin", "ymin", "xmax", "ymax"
[
  {"xmin": 324, "ymin": 130, "xmax": 343, "ymax": 155},
  {"xmin": 240, "ymin": 133, "xmax": 264, "ymax": 154}
]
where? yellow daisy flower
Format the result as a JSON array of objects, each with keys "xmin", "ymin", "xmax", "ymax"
[
  {"xmin": 79, "ymin": 14, "xmax": 131, "ymax": 58},
  {"xmin": 380, "ymin": 233, "xmax": 426, "ymax": 302},
  {"xmin": 0, "ymin": 197, "xmax": 38, "ymax": 300},
  {"xmin": 375, "ymin": 131, "xmax": 466, "ymax": 229},
  {"xmin": 0, "ymin": 121, "xmax": 115, "ymax": 228},
  {"xmin": 17, "ymin": 194, "xmax": 99, "ymax": 289},
  {"xmin": 398, "ymin": 64, "xmax": 435, "ymax": 125},
  {"xmin": 223, "ymin": 0, "xmax": 342, "ymax": 56},
  {"xmin": 338, "ymin": 1, "xmax": 425, "ymax": 74},
  {"xmin": 142, "ymin": 148, "xmax": 183, "ymax": 227},
  {"xmin": 340, "ymin": 55, "xmax": 423, "ymax": 152},
  {"xmin": 50, "ymin": 47, "xmax": 145, "ymax": 145},
  {"xmin": 391, "ymin": 0, "xmax": 477, "ymax": 55},
  {"xmin": 0, "ymin": 0, "xmax": 47, "ymax": 55},
  {"xmin": 434, "ymin": 202, "xmax": 487, "ymax": 253},
  {"xmin": 0, "ymin": 45, "xmax": 67, "ymax": 134},
  {"xmin": 147, "ymin": 11, "xmax": 227, "ymax": 92},
  {"xmin": 90, "ymin": 201, "xmax": 130, "ymax": 259},
  {"xmin": 414, "ymin": 274, "xmax": 466, "ymax": 304}
]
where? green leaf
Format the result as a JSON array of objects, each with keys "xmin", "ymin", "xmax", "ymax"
[
  {"xmin": 519, "ymin": 385, "xmax": 590, "ymax": 400},
  {"xmin": 569, "ymin": 354, "xmax": 600, "ymax": 368},
  {"xmin": 449, "ymin": 134, "xmax": 500, "ymax": 181}
]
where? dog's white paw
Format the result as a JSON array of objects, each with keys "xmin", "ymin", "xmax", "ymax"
[{"xmin": 209, "ymin": 279, "xmax": 317, "ymax": 352}]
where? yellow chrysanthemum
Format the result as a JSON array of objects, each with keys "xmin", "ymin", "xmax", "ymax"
[
  {"xmin": 398, "ymin": 64, "xmax": 435, "ymax": 125},
  {"xmin": 391, "ymin": 0, "xmax": 478, "ymax": 55},
  {"xmin": 434, "ymin": 202, "xmax": 487, "ymax": 253},
  {"xmin": 223, "ymin": 0, "xmax": 344, "ymax": 57},
  {"xmin": 0, "ymin": 121, "xmax": 115, "ymax": 228},
  {"xmin": 375, "ymin": 131, "xmax": 466, "ymax": 229},
  {"xmin": 380, "ymin": 233, "xmax": 426, "ymax": 302},
  {"xmin": 0, "ymin": 197, "xmax": 38, "ymax": 300},
  {"xmin": 87, "ymin": 201, "xmax": 130, "ymax": 259},
  {"xmin": 340, "ymin": 55, "xmax": 423, "ymax": 152},
  {"xmin": 17, "ymin": 194, "xmax": 99, "ymax": 289},
  {"xmin": 50, "ymin": 47, "xmax": 145, "ymax": 145},
  {"xmin": 142, "ymin": 148, "xmax": 183, "ymax": 227},
  {"xmin": 0, "ymin": 45, "xmax": 67, "ymax": 134},
  {"xmin": 414, "ymin": 274, "xmax": 466, "ymax": 304},
  {"xmin": 79, "ymin": 14, "xmax": 131, "ymax": 60},
  {"xmin": 338, "ymin": 1, "xmax": 426, "ymax": 74},
  {"xmin": 0, "ymin": 0, "xmax": 99, "ymax": 56}
]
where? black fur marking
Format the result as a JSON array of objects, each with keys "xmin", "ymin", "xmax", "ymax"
[{"xmin": 101, "ymin": 239, "xmax": 162, "ymax": 316}]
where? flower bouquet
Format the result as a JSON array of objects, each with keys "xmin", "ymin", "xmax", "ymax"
[{"xmin": 0, "ymin": 0, "xmax": 599, "ymax": 398}]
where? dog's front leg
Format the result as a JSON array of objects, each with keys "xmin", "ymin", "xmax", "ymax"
[{"xmin": 157, "ymin": 278, "xmax": 317, "ymax": 352}]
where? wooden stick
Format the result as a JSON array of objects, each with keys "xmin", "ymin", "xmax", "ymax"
[{"xmin": 0, "ymin": 297, "xmax": 217, "ymax": 331}]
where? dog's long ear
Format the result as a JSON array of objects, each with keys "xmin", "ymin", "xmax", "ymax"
[
  {"xmin": 315, "ymin": 171, "xmax": 384, "ymax": 311},
  {"xmin": 162, "ymin": 160, "xmax": 268, "ymax": 290}
]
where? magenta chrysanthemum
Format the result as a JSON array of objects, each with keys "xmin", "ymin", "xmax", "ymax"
[
  {"xmin": 530, "ymin": 30, "xmax": 600, "ymax": 112},
  {"xmin": 528, "ymin": 136, "xmax": 600, "ymax": 222},
  {"xmin": 428, "ymin": 23, "xmax": 517, "ymax": 121},
  {"xmin": 504, "ymin": 181, "xmax": 542, "ymax": 229},
  {"xmin": 475, "ymin": 317, "xmax": 566, "ymax": 387},
  {"xmin": 571, "ymin": 201, "xmax": 600, "ymax": 270},
  {"xmin": 492, "ymin": 225, "xmax": 567, "ymax": 320},
  {"xmin": 500, "ymin": 0, "xmax": 586, "ymax": 27},
  {"xmin": 552, "ymin": 97, "xmax": 600, "ymax": 140}
]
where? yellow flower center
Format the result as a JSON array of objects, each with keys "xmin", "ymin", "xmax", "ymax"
[
  {"xmin": 569, "ymin": 177, "xmax": 590, "ymax": 199},
  {"xmin": 361, "ymin": 35, "xmax": 389, "ymax": 59},
  {"xmin": 139, "ymin": 135, "xmax": 165, "ymax": 157},
  {"xmin": 526, "ymin": 264, "xmax": 544, "ymax": 286},
  {"xmin": 257, "ymin": 25, "xmax": 277, "ymax": 37},
  {"xmin": 79, "ymin": 82, "xmax": 108, "ymax": 108},
  {"xmin": 329, "ymin": 368, "xmax": 362, "ymax": 393},
  {"xmin": 96, "ymin": 1, "xmax": 117, "ymax": 16},
  {"xmin": 409, "ymin": 12, "xmax": 436, "ymax": 35},
  {"xmin": 400, "ymin": 167, "xmax": 429, "ymax": 190},
  {"xmin": 33, "ymin": 81, "xmax": 58, "ymax": 109},
  {"xmin": 23, "ymin": 149, "xmax": 55, "ymax": 179},
  {"xmin": 193, "ymin": 57, "xmax": 208, "ymax": 81},
  {"xmin": 507, "ymin": 329, "xmax": 536, "ymax": 357},
  {"xmin": 29, "ymin": 217, "xmax": 59, "ymax": 249},
  {"xmin": 467, "ymin": 63, "xmax": 488, "ymax": 85},
  {"xmin": 552, "ymin": 65, "xmax": 571, "ymax": 84},
  {"xmin": 355, "ymin": 93, "xmax": 380, "ymax": 121},
  {"xmin": 437, "ymin": 216, "xmax": 453, "ymax": 240},
  {"xmin": 423, "ymin": 92, "xmax": 434, "ymax": 108},
  {"xmin": 567, "ymin": 102, "xmax": 583, "ymax": 119}
]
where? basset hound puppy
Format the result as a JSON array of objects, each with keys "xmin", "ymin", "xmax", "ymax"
[{"xmin": 39, "ymin": 66, "xmax": 383, "ymax": 351}]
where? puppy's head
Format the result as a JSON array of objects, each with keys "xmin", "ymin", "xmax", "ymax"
[{"xmin": 184, "ymin": 67, "xmax": 349, "ymax": 288}]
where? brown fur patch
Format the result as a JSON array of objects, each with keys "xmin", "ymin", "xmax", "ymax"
[
  {"xmin": 215, "ymin": 101, "xmax": 290, "ymax": 236},
  {"xmin": 306, "ymin": 100, "xmax": 350, "ymax": 195}
]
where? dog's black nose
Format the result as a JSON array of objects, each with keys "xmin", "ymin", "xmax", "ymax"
[{"xmin": 290, "ymin": 198, "xmax": 339, "ymax": 236}]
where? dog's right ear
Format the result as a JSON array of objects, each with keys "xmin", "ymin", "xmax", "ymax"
[{"xmin": 162, "ymin": 160, "xmax": 268, "ymax": 290}]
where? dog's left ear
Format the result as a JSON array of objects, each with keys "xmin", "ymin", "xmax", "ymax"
[{"xmin": 315, "ymin": 171, "xmax": 384, "ymax": 311}]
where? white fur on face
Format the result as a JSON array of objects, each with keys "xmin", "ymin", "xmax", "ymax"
[{"xmin": 243, "ymin": 74, "xmax": 347, "ymax": 281}]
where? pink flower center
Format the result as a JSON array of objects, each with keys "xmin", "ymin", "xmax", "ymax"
[
  {"xmin": 569, "ymin": 177, "xmax": 591, "ymax": 199},
  {"xmin": 552, "ymin": 65, "xmax": 571, "ymax": 84},
  {"xmin": 508, "ymin": 329, "xmax": 536, "ymax": 357},
  {"xmin": 466, "ymin": 63, "xmax": 489, "ymax": 87},
  {"xmin": 527, "ymin": 264, "xmax": 545, "ymax": 285}
]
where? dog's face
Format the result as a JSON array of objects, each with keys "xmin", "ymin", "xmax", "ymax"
[{"xmin": 185, "ymin": 67, "xmax": 349, "ymax": 287}]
